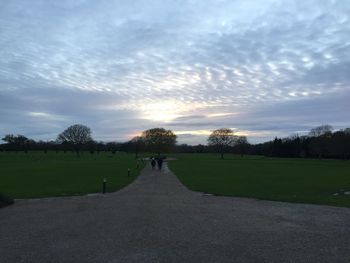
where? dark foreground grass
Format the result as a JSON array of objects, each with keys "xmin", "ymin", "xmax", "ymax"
[
  {"xmin": 168, "ymin": 154, "xmax": 350, "ymax": 207},
  {"xmin": 0, "ymin": 151, "xmax": 144, "ymax": 198}
]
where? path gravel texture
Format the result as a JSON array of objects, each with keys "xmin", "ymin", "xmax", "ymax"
[{"xmin": 1, "ymin": 163, "xmax": 350, "ymax": 263}]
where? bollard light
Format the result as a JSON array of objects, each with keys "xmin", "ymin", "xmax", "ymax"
[
  {"xmin": 102, "ymin": 178, "xmax": 107, "ymax": 194},
  {"xmin": 128, "ymin": 168, "xmax": 131, "ymax": 177}
]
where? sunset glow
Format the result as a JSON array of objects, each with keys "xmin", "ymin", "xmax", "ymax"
[{"xmin": 0, "ymin": 0, "xmax": 349, "ymax": 143}]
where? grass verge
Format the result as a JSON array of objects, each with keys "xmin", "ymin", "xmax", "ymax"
[
  {"xmin": 0, "ymin": 151, "xmax": 145, "ymax": 198},
  {"xmin": 168, "ymin": 153, "xmax": 350, "ymax": 207}
]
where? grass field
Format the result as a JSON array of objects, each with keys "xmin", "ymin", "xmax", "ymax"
[
  {"xmin": 168, "ymin": 154, "xmax": 350, "ymax": 207},
  {"xmin": 0, "ymin": 151, "xmax": 144, "ymax": 198}
]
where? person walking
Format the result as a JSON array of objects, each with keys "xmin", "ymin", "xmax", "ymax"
[
  {"xmin": 157, "ymin": 157, "xmax": 163, "ymax": 170},
  {"xmin": 150, "ymin": 157, "xmax": 156, "ymax": 170}
]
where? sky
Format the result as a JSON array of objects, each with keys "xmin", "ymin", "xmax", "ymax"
[{"xmin": 0, "ymin": 0, "xmax": 349, "ymax": 145}]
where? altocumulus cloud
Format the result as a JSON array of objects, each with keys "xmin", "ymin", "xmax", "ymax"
[{"xmin": 0, "ymin": 0, "xmax": 349, "ymax": 143}]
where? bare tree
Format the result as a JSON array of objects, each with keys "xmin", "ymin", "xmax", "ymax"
[
  {"xmin": 208, "ymin": 128, "xmax": 237, "ymax": 159},
  {"xmin": 129, "ymin": 136, "xmax": 145, "ymax": 159},
  {"xmin": 308, "ymin": 125, "xmax": 333, "ymax": 137},
  {"xmin": 57, "ymin": 124, "xmax": 93, "ymax": 156},
  {"xmin": 236, "ymin": 136, "xmax": 249, "ymax": 157}
]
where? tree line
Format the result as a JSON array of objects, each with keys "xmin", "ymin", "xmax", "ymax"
[
  {"xmin": 177, "ymin": 125, "xmax": 350, "ymax": 160},
  {"xmin": 250, "ymin": 125, "xmax": 350, "ymax": 159},
  {"xmin": 1, "ymin": 124, "xmax": 349, "ymax": 159},
  {"xmin": 0, "ymin": 125, "xmax": 177, "ymax": 157}
]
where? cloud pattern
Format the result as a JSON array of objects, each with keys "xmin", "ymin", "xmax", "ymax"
[{"xmin": 0, "ymin": 0, "xmax": 349, "ymax": 143}]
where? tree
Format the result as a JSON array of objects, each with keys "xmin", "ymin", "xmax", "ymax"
[
  {"xmin": 141, "ymin": 128, "xmax": 177, "ymax": 155},
  {"xmin": 236, "ymin": 136, "xmax": 249, "ymax": 157},
  {"xmin": 308, "ymin": 125, "xmax": 333, "ymax": 158},
  {"xmin": 2, "ymin": 134, "xmax": 16, "ymax": 144},
  {"xmin": 2, "ymin": 134, "xmax": 34, "ymax": 152},
  {"xmin": 57, "ymin": 124, "xmax": 93, "ymax": 156},
  {"xmin": 343, "ymin": 128, "xmax": 350, "ymax": 134},
  {"xmin": 129, "ymin": 136, "xmax": 145, "ymax": 159},
  {"xmin": 2, "ymin": 134, "xmax": 31, "ymax": 145},
  {"xmin": 308, "ymin": 125, "xmax": 333, "ymax": 137},
  {"xmin": 208, "ymin": 128, "xmax": 237, "ymax": 159}
]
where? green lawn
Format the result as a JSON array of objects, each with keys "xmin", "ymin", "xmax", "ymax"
[
  {"xmin": 168, "ymin": 154, "xmax": 350, "ymax": 207},
  {"xmin": 0, "ymin": 151, "xmax": 144, "ymax": 198}
]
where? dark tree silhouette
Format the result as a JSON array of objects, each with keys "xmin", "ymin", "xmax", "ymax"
[
  {"xmin": 1, "ymin": 134, "xmax": 34, "ymax": 152},
  {"xmin": 248, "ymin": 125, "xmax": 350, "ymax": 159},
  {"xmin": 308, "ymin": 125, "xmax": 333, "ymax": 137},
  {"xmin": 2, "ymin": 134, "xmax": 31, "ymax": 144},
  {"xmin": 141, "ymin": 128, "xmax": 177, "ymax": 155},
  {"xmin": 208, "ymin": 128, "xmax": 237, "ymax": 159},
  {"xmin": 236, "ymin": 136, "xmax": 249, "ymax": 157},
  {"xmin": 308, "ymin": 125, "xmax": 333, "ymax": 158},
  {"xmin": 57, "ymin": 124, "xmax": 93, "ymax": 156},
  {"xmin": 129, "ymin": 136, "xmax": 145, "ymax": 159}
]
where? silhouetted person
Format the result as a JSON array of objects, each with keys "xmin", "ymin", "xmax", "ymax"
[
  {"xmin": 157, "ymin": 157, "xmax": 163, "ymax": 170},
  {"xmin": 151, "ymin": 157, "xmax": 156, "ymax": 170}
]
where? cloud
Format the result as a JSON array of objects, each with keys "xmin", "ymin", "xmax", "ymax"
[{"xmin": 0, "ymin": 0, "xmax": 349, "ymax": 144}]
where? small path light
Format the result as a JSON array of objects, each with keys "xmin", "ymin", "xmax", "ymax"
[
  {"xmin": 102, "ymin": 178, "xmax": 107, "ymax": 194},
  {"xmin": 128, "ymin": 168, "xmax": 131, "ymax": 177}
]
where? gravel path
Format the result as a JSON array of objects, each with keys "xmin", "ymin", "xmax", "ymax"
[{"xmin": 1, "ymin": 163, "xmax": 350, "ymax": 263}]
